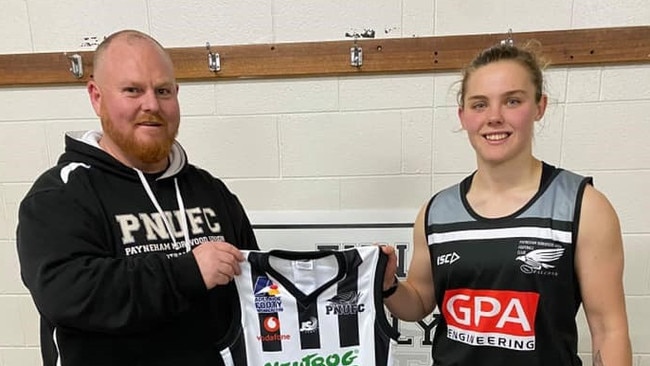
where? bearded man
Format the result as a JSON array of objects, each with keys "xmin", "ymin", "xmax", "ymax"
[{"xmin": 16, "ymin": 30, "xmax": 259, "ymax": 366}]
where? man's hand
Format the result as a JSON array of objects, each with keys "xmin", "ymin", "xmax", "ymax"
[{"xmin": 192, "ymin": 241, "xmax": 244, "ymax": 289}]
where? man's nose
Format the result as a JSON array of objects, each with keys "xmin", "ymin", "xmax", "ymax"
[{"xmin": 141, "ymin": 90, "xmax": 160, "ymax": 113}]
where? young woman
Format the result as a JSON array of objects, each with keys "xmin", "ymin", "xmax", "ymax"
[{"xmin": 381, "ymin": 43, "xmax": 632, "ymax": 365}]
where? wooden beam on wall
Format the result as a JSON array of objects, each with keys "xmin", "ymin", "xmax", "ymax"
[{"xmin": 0, "ymin": 26, "xmax": 649, "ymax": 88}]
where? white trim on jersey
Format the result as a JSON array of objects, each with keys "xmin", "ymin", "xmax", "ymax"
[{"xmin": 428, "ymin": 226, "xmax": 572, "ymax": 245}]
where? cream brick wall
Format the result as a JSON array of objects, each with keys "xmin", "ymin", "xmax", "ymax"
[{"xmin": 1, "ymin": 0, "xmax": 648, "ymax": 364}]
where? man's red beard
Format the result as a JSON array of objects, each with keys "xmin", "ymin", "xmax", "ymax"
[{"xmin": 100, "ymin": 113, "xmax": 178, "ymax": 165}]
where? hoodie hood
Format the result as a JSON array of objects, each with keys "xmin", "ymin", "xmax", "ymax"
[
  {"xmin": 60, "ymin": 130, "xmax": 193, "ymax": 253},
  {"xmin": 60, "ymin": 130, "xmax": 188, "ymax": 181}
]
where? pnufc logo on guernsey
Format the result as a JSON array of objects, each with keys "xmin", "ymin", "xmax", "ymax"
[
  {"xmin": 442, "ymin": 289, "xmax": 540, "ymax": 351},
  {"xmin": 325, "ymin": 292, "xmax": 365, "ymax": 315}
]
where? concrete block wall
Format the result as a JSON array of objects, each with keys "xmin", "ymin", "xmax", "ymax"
[{"xmin": 0, "ymin": 0, "xmax": 648, "ymax": 364}]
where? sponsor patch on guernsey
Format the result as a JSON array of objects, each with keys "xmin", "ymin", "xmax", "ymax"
[
  {"xmin": 442, "ymin": 288, "xmax": 540, "ymax": 351},
  {"xmin": 253, "ymin": 276, "xmax": 283, "ymax": 313},
  {"xmin": 263, "ymin": 349, "xmax": 359, "ymax": 366}
]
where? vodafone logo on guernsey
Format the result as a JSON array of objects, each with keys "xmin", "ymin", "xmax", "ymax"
[
  {"xmin": 263, "ymin": 316, "xmax": 280, "ymax": 333},
  {"xmin": 258, "ymin": 316, "xmax": 291, "ymax": 342},
  {"xmin": 442, "ymin": 289, "xmax": 540, "ymax": 351}
]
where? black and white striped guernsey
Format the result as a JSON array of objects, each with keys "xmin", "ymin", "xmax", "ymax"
[
  {"xmin": 219, "ymin": 246, "xmax": 399, "ymax": 366},
  {"xmin": 426, "ymin": 162, "xmax": 592, "ymax": 365}
]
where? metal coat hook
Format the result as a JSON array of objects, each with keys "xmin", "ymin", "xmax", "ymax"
[
  {"xmin": 206, "ymin": 42, "xmax": 221, "ymax": 72},
  {"xmin": 350, "ymin": 40, "xmax": 363, "ymax": 67},
  {"xmin": 345, "ymin": 33, "xmax": 361, "ymax": 68},
  {"xmin": 65, "ymin": 53, "xmax": 84, "ymax": 79},
  {"xmin": 500, "ymin": 28, "xmax": 515, "ymax": 46},
  {"xmin": 345, "ymin": 29, "xmax": 375, "ymax": 68}
]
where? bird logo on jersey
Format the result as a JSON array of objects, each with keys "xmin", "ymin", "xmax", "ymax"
[
  {"xmin": 253, "ymin": 276, "xmax": 284, "ymax": 313},
  {"xmin": 516, "ymin": 248, "xmax": 565, "ymax": 274}
]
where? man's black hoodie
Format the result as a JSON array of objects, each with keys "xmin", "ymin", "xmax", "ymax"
[{"xmin": 17, "ymin": 131, "xmax": 258, "ymax": 366}]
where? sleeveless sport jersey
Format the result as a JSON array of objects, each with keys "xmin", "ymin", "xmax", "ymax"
[
  {"xmin": 426, "ymin": 163, "xmax": 592, "ymax": 366},
  {"xmin": 219, "ymin": 246, "xmax": 399, "ymax": 366}
]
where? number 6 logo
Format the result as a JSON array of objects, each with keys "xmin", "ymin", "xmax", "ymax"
[{"xmin": 263, "ymin": 316, "xmax": 280, "ymax": 333}]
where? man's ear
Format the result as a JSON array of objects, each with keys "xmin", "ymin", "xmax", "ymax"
[{"xmin": 87, "ymin": 80, "xmax": 102, "ymax": 117}]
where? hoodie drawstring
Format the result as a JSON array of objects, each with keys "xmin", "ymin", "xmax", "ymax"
[{"xmin": 136, "ymin": 170, "xmax": 192, "ymax": 253}]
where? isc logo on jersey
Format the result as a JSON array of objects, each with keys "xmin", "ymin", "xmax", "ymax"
[
  {"xmin": 442, "ymin": 289, "xmax": 540, "ymax": 351},
  {"xmin": 299, "ymin": 316, "xmax": 318, "ymax": 333},
  {"xmin": 253, "ymin": 276, "xmax": 283, "ymax": 313},
  {"xmin": 437, "ymin": 252, "xmax": 460, "ymax": 265}
]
